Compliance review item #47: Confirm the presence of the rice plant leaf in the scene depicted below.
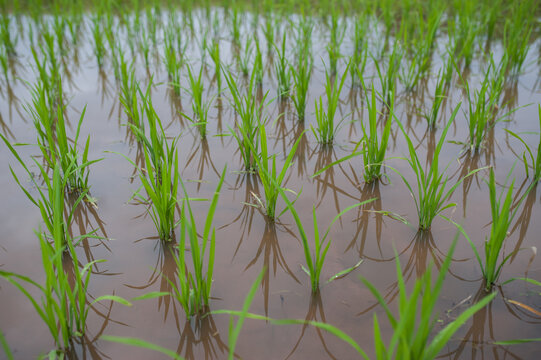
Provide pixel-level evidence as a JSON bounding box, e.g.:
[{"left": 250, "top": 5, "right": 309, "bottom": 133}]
[
  {"left": 132, "top": 292, "right": 171, "bottom": 301},
  {"left": 0, "top": 330, "right": 13, "bottom": 360},
  {"left": 327, "top": 259, "right": 364, "bottom": 283},
  {"left": 101, "top": 335, "right": 184, "bottom": 359},
  {"left": 494, "top": 338, "right": 541, "bottom": 345},
  {"left": 91, "top": 295, "right": 133, "bottom": 307}
]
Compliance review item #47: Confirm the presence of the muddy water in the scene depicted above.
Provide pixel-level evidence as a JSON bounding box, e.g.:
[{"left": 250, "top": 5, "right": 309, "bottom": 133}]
[{"left": 1, "top": 9, "right": 541, "bottom": 360}]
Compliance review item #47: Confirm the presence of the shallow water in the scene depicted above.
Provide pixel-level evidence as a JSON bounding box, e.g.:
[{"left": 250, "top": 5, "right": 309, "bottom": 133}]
[{"left": 1, "top": 8, "right": 541, "bottom": 360}]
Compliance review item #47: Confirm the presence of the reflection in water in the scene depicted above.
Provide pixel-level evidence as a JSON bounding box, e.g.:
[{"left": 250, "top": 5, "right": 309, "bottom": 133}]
[
  {"left": 184, "top": 137, "right": 221, "bottom": 190},
  {"left": 359, "top": 231, "right": 470, "bottom": 316},
  {"left": 509, "top": 181, "right": 537, "bottom": 264},
  {"left": 125, "top": 240, "right": 179, "bottom": 323},
  {"left": 62, "top": 253, "right": 127, "bottom": 360},
  {"left": 457, "top": 151, "right": 483, "bottom": 217},
  {"left": 244, "top": 221, "right": 300, "bottom": 317},
  {"left": 285, "top": 291, "right": 338, "bottom": 360},
  {"left": 175, "top": 314, "right": 228, "bottom": 360},
  {"left": 347, "top": 181, "right": 384, "bottom": 258},
  {"left": 222, "top": 173, "right": 259, "bottom": 259}
]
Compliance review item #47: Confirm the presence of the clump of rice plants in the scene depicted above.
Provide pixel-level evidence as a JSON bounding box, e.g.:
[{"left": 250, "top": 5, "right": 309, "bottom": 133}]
[
  {"left": 396, "top": 104, "right": 483, "bottom": 230},
  {"left": 291, "top": 57, "right": 312, "bottom": 121},
  {"left": 225, "top": 70, "right": 266, "bottom": 171},
  {"left": 274, "top": 32, "right": 291, "bottom": 98},
  {"left": 458, "top": 169, "right": 531, "bottom": 290},
  {"left": 360, "top": 84, "right": 393, "bottom": 183},
  {"left": 312, "top": 67, "right": 348, "bottom": 145},
  {"left": 124, "top": 84, "right": 180, "bottom": 241},
  {"left": 0, "top": 165, "right": 130, "bottom": 355},
  {"left": 362, "top": 237, "right": 496, "bottom": 359},
  {"left": 169, "top": 167, "right": 226, "bottom": 318},
  {"left": 182, "top": 65, "right": 213, "bottom": 139}
]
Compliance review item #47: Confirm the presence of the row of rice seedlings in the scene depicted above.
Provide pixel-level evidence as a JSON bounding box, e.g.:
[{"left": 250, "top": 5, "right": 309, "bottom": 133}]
[
  {"left": 125, "top": 84, "right": 180, "bottom": 241},
  {"left": 225, "top": 70, "right": 266, "bottom": 171},
  {"left": 502, "top": 0, "right": 536, "bottom": 75},
  {"left": 169, "top": 168, "right": 226, "bottom": 318},
  {"left": 312, "top": 68, "right": 348, "bottom": 145},
  {"left": 396, "top": 104, "right": 483, "bottom": 230},
  {"left": 0, "top": 164, "right": 130, "bottom": 355}
]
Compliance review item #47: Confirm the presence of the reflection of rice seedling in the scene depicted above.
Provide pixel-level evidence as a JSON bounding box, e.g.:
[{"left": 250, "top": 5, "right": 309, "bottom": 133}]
[
  {"left": 505, "top": 105, "right": 541, "bottom": 182},
  {"left": 170, "top": 168, "right": 226, "bottom": 318},
  {"left": 312, "top": 67, "right": 347, "bottom": 145},
  {"left": 396, "top": 104, "right": 483, "bottom": 230}
]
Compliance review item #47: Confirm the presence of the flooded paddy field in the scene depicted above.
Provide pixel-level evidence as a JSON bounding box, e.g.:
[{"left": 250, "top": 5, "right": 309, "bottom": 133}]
[{"left": 0, "top": 1, "right": 541, "bottom": 359}]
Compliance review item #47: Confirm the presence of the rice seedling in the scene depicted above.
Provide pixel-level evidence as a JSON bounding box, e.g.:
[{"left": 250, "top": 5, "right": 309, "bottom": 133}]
[
  {"left": 395, "top": 103, "right": 484, "bottom": 230},
  {"left": 163, "top": 27, "right": 183, "bottom": 93},
  {"left": 375, "top": 41, "right": 401, "bottom": 105},
  {"left": 502, "top": 0, "right": 535, "bottom": 75},
  {"left": 423, "top": 69, "right": 446, "bottom": 129},
  {"left": 124, "top": 84, "right": 180, "bottom": 241},
  {"left": 0, "top": 13, "right": 16, "bottom": 56},
  {"left": 118, "top": 60, "right": 143, "bottom": 136},
  {"left": 244, "top": 125, "right": 303, "bottom": 220},
  {"left": 350, "top": 18, "right": 368, "bottom": 86},
  {"left": 169, "top": 167, "right": 226, "bottom": 318},
  {"left": 216, "top": 237, "right": 494, "bottom": 360},
  {"left": 359, "top": 84, "right": 393, "bottom": 183},
  {"left": 312, "top": 67, "right": 348, "bottom": 145},
  {"left": 457, "top": 169, "right": 530, "bottom": 290},
  {"left": 182, "top": 65, "right": 213, "bottom": 139},
  {"left": 462, "top": 69, "right": 503, "bottom": 152},
  {"left": 91, "top": 16, "right": 105, "bottom": 67},
  {"left": 291, "top": 57, "right": 312, "bottom": 121},
  {"left": 27, "top": 79, "right": 98, "bottom": 193},
  {"left": 225, "top": 70, "right": 266, "bottom": 171},
  {"left": 230, "top": 6, "right": 241, "bottom": 47},
  {"left": 505, "top": 105, "right": 541, "bottom": 182},
  {"left": 253, "top": 35, "right": 263, "bottom": 85},
  {"left": 237, "top": 36, "right": 252, "bottom": 77},
  {"left": 0, "top": 190, "right": 130, "bottom": 354},
  {"left": 326, "top": 10, "right": 345, "bottom": 76},
  {"left": 274, "top": 32, "right": 291, "bottom": 98},
  {"left": 363, "top": 237, "right": 496, "bottom": 359},
  {"left": 257, "top": 163, "right": 374, "bottom": 291},
  {"left": 208, "top": 37, "right": 222, "bottom": 89}
]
